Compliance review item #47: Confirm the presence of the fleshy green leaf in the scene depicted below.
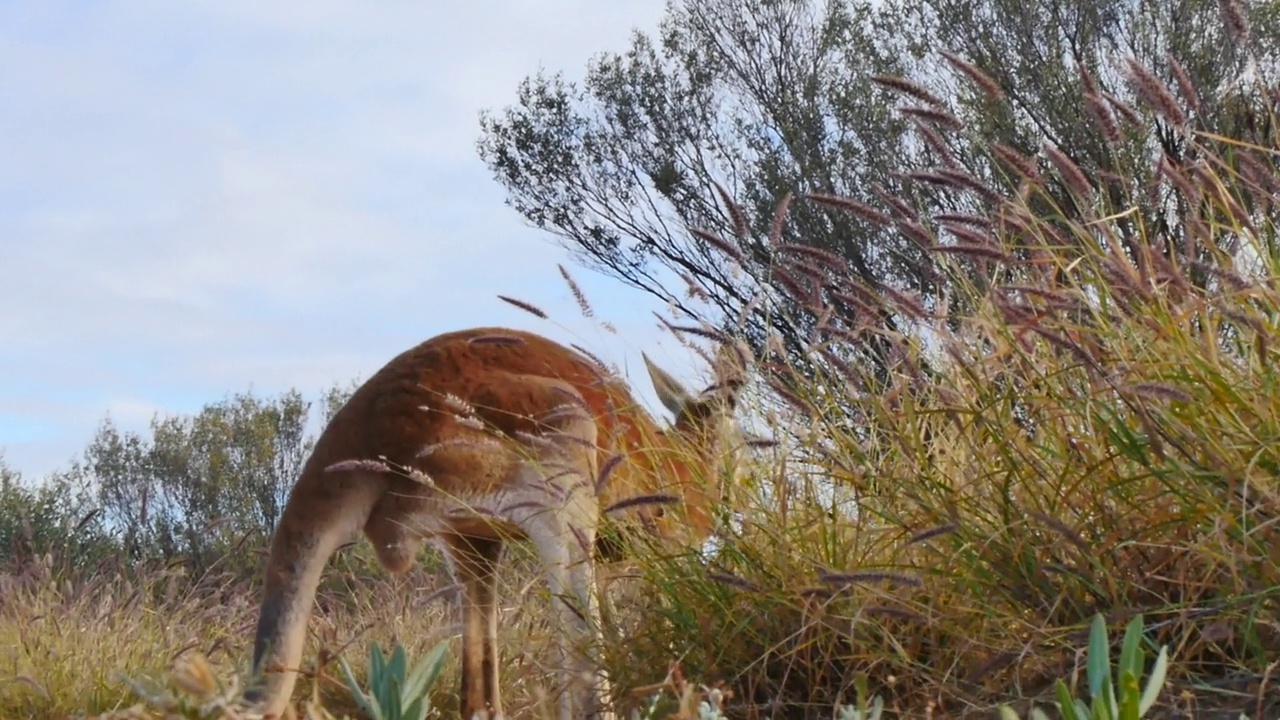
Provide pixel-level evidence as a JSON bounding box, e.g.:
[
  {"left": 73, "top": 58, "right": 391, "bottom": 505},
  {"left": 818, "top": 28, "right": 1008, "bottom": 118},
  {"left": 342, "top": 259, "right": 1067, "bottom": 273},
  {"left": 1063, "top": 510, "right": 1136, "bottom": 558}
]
[
  {"left": 1087, "top": 613, "right": 1112, "bottom": 701},
  {"left": 405, "top": 639, "right": 451, "bottom": 704},
  {"left": 1119, "top": 669, "right": 1141, "bottom": 720},
  {"left": 867, "top": 694, "right": 884, "bottom": 720},
  {"left": 1139, "top": 645, "right": 1170, "bottom": 715},
  {"left": 339, "top": 656, "right": 379, "bottom": 720},
  {"left": 389, "top": 643, "right": 408, "bottom": 684},
  {"left": 1118, "top": 615, "right": 1145, "bottom": 688},
  {"left": 370, "top": 641, "right": 385, "bottom": 683},
  {"left": 1054, "top": 679, "right": 1081, "bottom": 720},
  {"left": 402, "top": 696, "right": 426, "bottom": 720},
  {"left": 1096, "top": 674, "right": 1116, "bottom": 720}
]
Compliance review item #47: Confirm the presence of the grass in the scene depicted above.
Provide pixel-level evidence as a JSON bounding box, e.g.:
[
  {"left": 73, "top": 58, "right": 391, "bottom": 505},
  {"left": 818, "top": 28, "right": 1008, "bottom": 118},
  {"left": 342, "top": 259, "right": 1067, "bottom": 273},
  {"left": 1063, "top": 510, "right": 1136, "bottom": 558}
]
[
  {"left": 3, "top": 40, "right": 1280, "bottom": 720},
  {"left": 594, "top": 55, "right": 1280, "bottom": 716},
  {"left": 1, "top": 547, "right": 595, "bottom": 719}
]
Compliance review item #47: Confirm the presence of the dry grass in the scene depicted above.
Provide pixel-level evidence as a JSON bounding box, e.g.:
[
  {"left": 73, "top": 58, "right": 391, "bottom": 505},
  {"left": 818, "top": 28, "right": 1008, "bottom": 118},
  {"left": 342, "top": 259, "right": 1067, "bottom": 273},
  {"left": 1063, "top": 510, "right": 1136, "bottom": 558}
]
[{"left": 0, "top": 546, "right": 595, "bottom": 719}]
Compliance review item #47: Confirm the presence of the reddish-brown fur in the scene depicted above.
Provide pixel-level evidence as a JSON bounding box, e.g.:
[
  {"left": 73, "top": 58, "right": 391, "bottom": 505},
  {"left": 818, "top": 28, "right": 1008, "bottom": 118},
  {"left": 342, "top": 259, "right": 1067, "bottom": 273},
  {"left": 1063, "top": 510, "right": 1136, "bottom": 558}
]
[{"left": 244, "top": 327, "right": 746, "bottom": 720}]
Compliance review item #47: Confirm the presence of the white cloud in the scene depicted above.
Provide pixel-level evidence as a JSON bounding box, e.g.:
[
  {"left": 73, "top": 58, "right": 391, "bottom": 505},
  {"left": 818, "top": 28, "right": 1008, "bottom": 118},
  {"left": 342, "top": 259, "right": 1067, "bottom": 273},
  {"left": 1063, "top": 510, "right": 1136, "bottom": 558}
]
[{"left": 0, "top": 0, "right": 718, "bottom": 478}]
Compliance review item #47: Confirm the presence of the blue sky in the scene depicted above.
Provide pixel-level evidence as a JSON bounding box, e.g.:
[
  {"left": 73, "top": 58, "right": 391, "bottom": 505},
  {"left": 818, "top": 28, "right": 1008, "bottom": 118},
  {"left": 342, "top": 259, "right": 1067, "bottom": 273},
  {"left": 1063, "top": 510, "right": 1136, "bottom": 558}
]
[{"left": 0, "top": 0, "right": 710, "bottom": 478}]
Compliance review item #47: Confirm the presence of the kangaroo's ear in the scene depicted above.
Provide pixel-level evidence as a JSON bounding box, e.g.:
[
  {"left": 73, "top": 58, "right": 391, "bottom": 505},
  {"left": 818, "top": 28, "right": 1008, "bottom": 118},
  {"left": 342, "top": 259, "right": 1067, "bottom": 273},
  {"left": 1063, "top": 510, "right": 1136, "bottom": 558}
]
[
  {"left": 643, "top": 352, "right": 692, "bottom": 416},
  {"left": 710, "top": 339, "right": 751, "bottom": 408}
]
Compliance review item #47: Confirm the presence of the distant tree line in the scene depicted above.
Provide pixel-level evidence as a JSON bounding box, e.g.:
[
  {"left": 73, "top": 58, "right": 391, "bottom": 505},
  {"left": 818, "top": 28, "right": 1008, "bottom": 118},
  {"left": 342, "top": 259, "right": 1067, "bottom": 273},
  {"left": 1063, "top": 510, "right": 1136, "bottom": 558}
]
[{"left": 0, "top": 385, "right": 353, "bottom": 577}]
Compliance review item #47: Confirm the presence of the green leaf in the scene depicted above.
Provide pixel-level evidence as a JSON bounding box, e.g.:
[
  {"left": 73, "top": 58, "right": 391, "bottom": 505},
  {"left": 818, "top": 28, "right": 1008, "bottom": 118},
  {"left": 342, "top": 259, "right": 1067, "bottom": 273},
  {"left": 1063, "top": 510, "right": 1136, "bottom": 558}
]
[
  {"left": 868, "top": 694, "right": 884, "bottom": 720},
  {"left": 1118, "top": 615, "right": 1145, "bottom": 689},
  {"left": 1118, "top": 669, "right": 1141, "bottom": 720},
  {"left": 1087, "top": 613, "right": 1112, "bottom": 701},
  {"left": 1096, "top": 674, "right": 1117, "bottom": 720},
  {"left": 370, "top": 642, "right": 386, "bottom": 686},
  {"left": 1092, "top": 691, "right": 1114, "bottom": 720},
  {"left": 404, "top": 639, "right": 451, "bottom": 704},
  {"left": 402, "top": 695, "right": 426, "bottom": 720},
  {"left": 338, "top": 656, "right": 379, "bottom": 720},
  {"left": 855, "top": 673, "right": 869, "bottom": 711},
  {"left": 998, "top": 706, "right": 1020, "bottom": 720},
  {"left": 1054, "top": 679, "right": 1081, "bottom": 720},
  {"left": 399, "top": 674, "right": 414, "bottom": 719},
  {"left": 1139, "top": 645, "right": 1170, "bottom": 715},
  {"left": 389, "top": 643, "right": 408, "bottom": 684},
  {"left": 370, "top": 643, "right": 396, "bottom": 720}
]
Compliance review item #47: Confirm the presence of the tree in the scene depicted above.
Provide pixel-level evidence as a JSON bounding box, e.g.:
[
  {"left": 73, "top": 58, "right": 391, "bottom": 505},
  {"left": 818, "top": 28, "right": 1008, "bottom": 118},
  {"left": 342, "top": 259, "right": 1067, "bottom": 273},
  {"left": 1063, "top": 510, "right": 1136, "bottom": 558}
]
[
  {"left": 82, "top": 388, "right": 349, "bottom": 571},
  {"left": 478, "top": 0, "right": 934, "bottom": 371},
  {"left": 0, "top": 456, "right": 109, "bottom": 567},
  {"left": 889, "top": 0, "right": 1279, "bottom": 268},
  {"left": 478, "top": 0, "right": 1278, "bottom": 370}
]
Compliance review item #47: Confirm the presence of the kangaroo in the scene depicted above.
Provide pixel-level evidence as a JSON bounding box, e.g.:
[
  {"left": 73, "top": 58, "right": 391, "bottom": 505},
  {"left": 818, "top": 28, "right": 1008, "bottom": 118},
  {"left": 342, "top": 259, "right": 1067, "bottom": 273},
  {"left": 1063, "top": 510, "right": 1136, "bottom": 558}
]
[{"left": 244, "top": 326, "right": 748, "bottom": 720}]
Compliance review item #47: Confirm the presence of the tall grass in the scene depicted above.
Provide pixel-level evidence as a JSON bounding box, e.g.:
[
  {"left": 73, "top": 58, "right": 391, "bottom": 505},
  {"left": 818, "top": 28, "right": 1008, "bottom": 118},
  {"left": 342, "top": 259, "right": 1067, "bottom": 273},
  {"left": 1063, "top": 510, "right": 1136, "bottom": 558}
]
[
  {"left": 0, "top": 546, "right": 565, "bottom": 719},
  {"left": 597, "top": 52, "right": 1280, "bottom": 719}
]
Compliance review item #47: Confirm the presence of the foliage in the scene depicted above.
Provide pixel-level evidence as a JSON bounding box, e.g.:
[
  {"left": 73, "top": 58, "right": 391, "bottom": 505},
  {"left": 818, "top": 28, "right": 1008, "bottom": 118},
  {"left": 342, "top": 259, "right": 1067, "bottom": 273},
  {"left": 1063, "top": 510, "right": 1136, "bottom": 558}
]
[
  {"left": 338, "top": 640, "right": 450, "bottom": 720},
  {"left": 0, "top": 386, "right": 356, "bottom": 575},
  {"left": 478, "top": 0, "right": 925, "bottom": 368},
  {"left": 0, "top": 457, "right": 112, "bottom": 567},
  {"left": 85, "top": 389, "right": 316, "bottom": 570}
]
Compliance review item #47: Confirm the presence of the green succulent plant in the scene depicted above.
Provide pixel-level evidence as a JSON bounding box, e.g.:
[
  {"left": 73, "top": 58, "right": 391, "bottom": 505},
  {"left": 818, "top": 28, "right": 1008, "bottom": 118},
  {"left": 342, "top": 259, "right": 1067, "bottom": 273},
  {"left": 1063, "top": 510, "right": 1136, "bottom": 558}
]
[
  {"left": 338, "top": 639, "right": 450, "bottom": 720},
  {"left": 1001, "top": 613, "right": 1170, "bottom": 720}
]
